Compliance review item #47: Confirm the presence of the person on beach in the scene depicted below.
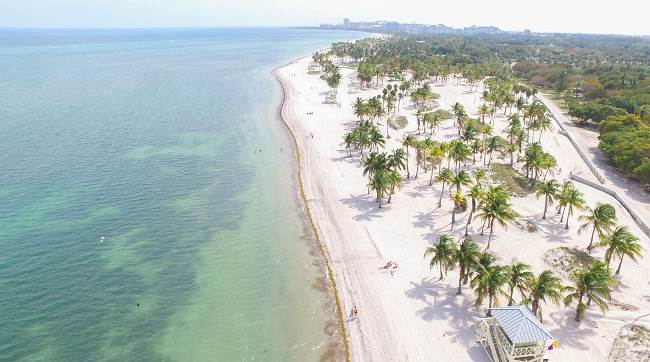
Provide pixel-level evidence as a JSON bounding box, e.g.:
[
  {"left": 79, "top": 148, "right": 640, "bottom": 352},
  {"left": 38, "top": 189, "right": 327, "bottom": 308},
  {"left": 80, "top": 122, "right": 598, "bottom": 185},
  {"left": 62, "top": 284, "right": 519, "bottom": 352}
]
[
  {"left": 379, "top": 261, "right": 392, "bottom": 270},
  {"left": 390, "top": 263, "right": 399, "bottom": 276},
  {"left": 350, "top": 306, "right": 358, "bottom": 319}
]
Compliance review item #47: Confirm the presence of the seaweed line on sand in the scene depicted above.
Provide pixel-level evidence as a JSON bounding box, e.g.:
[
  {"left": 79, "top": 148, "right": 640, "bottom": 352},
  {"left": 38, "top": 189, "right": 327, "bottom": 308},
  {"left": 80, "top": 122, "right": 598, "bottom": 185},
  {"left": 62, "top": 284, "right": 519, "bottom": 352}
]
[{"left": 272, "top": 61, "right": 351, "bottom": 362}]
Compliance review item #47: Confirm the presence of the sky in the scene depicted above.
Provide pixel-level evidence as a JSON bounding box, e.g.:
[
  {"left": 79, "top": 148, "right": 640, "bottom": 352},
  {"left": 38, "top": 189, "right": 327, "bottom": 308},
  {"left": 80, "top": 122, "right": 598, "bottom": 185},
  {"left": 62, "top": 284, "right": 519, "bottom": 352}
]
[{"left": 1, "top": 0, "right": 648, "bottom": 35}]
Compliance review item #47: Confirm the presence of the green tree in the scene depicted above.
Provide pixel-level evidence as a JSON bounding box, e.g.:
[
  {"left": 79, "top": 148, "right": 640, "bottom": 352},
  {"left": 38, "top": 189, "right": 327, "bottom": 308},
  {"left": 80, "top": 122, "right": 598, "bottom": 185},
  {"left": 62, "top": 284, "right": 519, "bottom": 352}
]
[
  {"left": 564, "top": 261, "right": 615, "bottom": 322},
  {"left": 368, "top": 171, "right": 391, "bottom": 208},
  {"left": 477, "top": 186, "right": 518, "bottom": 249},
  {"left": 597, "top": 226, "right": 642, "bottom": 275},
  {"left": 524, "top": 270, "right": 564, "bottom": 322},
  {"left": 562, "top": 188, "right": 586, "bottom": 229},
  {"left": 424, "top": 234, "right": 457, "bottom": 280},
  {"left": 454, "top": 237, "right": 481, "bottom": 294},
  {"left": 435, "top": 168, "right": 454, "bottom": 208},
  {"left": 471, "top": 263, "right": 508, "bottom": 315},
  {"left": 450, "top": 191, "right": 467, "bottom": 230},
  {"left": 506, "top": 262, "right": 533, "bottom": 306},
  {"left": 465, "top": 184, "right": 484, "bottom": 236},
  {"left": 578, "top": 203, "right": 617, "bottom": 253},
  {"left": 400, "top": 134, "right": 416, "bottom": 178},
  {"left": 534, "top": 179, "right": 560, "bottom": 219}
]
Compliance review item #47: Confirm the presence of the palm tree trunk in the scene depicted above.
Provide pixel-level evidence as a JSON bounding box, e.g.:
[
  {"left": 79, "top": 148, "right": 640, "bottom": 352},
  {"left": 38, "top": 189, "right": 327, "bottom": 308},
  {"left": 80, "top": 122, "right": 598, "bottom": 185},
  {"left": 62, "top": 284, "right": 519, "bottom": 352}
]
[
  {"left": 508, "top": 287, "right": 514, "bottom": 306},
  {"left": 542, "top": 196, "right": 549, "bottom": 219},
  {"left": 405, "top": 147, "right": 410, "bottom": 178},
  {"left": 465, "top": 210, "right": 473, "bottom": 236},
  {"left": 615, "top": 254, "right": 624, "bottom": 275},
  {"left": 438, "top": 182, "right": 445, "bottom": 208},
  {"left": 587, "top": 227, "right": 596, "bottom": 253},
  {"left": 487, "top": 218, "right": 494, "bottom": 249},
  {"left": 487, "top": 293, "right": 493, "bottom": 315},
  {"left": 450, "top": 208, "right": 456, "bottom": 230},
  {"left": 565, "top": 207, "right": 571, "bottom": 229},
  {"left": 429, "top": 163, "right": 434, "bottom": 186},
  {"left": 439, "top": 264, "right": 443, "bottom": 280},
  {"left": 575, "top": 294, "right": 584, "bottom": 322},
  {"left": 415, "top": 158, "right": 420, "bottom": 178},
  {"left": 457, "top": 266, "right": 464, "bottom": 294}
]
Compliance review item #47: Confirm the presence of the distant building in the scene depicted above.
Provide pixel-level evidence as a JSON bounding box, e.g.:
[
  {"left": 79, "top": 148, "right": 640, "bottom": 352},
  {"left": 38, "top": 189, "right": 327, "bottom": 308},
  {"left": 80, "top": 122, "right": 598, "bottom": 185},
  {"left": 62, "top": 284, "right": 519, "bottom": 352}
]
[{"left": 320, "top": 18, "right": 503, "bottom": 36}]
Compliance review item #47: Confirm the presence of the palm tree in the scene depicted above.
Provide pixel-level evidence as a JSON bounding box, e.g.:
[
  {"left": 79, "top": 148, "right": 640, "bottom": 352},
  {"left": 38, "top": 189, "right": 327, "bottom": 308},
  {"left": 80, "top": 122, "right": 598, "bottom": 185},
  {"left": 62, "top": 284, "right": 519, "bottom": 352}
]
[
  {"left": 424, "top": 234, "right": 457, "bottom": 280},
  {"left": 413, "top": 140, "right": 426, "bottom": 178},
  {"left": 427, "top": 144, "right": 444, "bottom": 186},
  {"left": 435, "top": 168, "right": 454, "bottom": 208},
  {"left": 465, "top": 184, "right": 484, "bottom": 236},
  {"left": 564, "top": 261, "right": 614, "bottom": 322},
  {"left": 534, "top": 179, "right": 560, "bottom": 219},
  {"left": 474, "top": 169, "right": 486, "bottom": 189},
  {"left": 448, "top": 140, "right": 471, "bottom": 171},
  {"left": 368, "top": 171, "right": 390, "bottom": 208},
  {"left": 388, "top": 148, "right": 407, "bottom": 172},
  {"left": 454, "top": 237, "right": 481, "bottom": 294},
  {"left": 556, "top": 180, "right": 574, "bottom": 217},
  {"left": 341, "top": 132, "right": 355, "bottom": 157},
  {"left": 506, "top": 262, "right": 533, "bottom": 306},
  {"left": 478, "top": 103, "right": 490, "bottom": 123},
  {"left": 597, "top": 226, "right": 642, "bottom": 275},
  {"left": 477, "top": 186, "right": 518, "bottom": 249},
  {"left": 578, "top": 203, "right": 617, "bottom": 253},
  {"left": 353, "top": 97, "right": 367, "bottom": 122},
  {"left": 363, "top": 152, "right": 388, "bottom": 194},
  {"left": 485, "top": 136, "right": 506, "bottom": 166},
  {"left": 368, "top": 127, "right": 385, "bottom": 151},
  {"left": 536, "top": 117, "right": 553, "bottom": 142},
  {"left": 471, "top": 263, "right": 508, "bottom": 315},
  {"left": 525, "top": 270, "right": 564, "bottom": 322},
  {"left": 451, "top": 170, "right": 472, "bottom": 194},
  {"left": 386, "top": 169, "right": 403, "bottom": 204},
  {"left": 563, "top": 188, "right": 586, "bottom": 229},
  {"left": 400, "top": 134, "right": 416, "bottom": 178},
  {"left": 450, "top": 191, "right": 467, "bottom": 230}
]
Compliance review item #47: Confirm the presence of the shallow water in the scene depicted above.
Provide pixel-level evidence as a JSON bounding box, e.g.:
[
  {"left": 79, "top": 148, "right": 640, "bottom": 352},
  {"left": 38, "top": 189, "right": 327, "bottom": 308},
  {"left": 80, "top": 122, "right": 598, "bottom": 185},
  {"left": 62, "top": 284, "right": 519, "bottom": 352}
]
[{"left": 0, "top": 27, "right": 363, "bottom": 361}]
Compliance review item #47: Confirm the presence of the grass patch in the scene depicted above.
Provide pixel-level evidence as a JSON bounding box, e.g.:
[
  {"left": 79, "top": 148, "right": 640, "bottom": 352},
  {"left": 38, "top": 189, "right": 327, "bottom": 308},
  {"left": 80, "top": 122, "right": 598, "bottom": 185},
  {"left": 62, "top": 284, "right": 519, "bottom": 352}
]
[
  {"left": 489, "top": 164, "right": 534, "bottom": 196},
  {"left": 609, "top": 325, "right": 650, "bottom": 362},
  {"left": 388, "top": 116, "right": 408, "bottom": 130},
  {"left": 543, "top": 246, "right": 598, "bottom": 277}
]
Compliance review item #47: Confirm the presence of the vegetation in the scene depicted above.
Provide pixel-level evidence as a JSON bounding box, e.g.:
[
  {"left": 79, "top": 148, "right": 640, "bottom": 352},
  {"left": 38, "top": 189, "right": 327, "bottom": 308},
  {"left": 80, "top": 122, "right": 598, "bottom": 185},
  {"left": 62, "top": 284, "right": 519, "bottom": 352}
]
[
  {"left": 564, "top": 261, "right": 615, "bottom": 322},
  {"left": 327, "top": 34, "right": 646, "bottom": 328}
]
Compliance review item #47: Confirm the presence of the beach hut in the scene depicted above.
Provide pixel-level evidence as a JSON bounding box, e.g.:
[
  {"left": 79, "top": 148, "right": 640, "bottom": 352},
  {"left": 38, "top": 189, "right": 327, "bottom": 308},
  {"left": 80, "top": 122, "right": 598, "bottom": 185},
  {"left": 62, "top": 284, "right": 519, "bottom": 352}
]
[{"left": 477, "top": 305, "right": 554, "bottom": 362}]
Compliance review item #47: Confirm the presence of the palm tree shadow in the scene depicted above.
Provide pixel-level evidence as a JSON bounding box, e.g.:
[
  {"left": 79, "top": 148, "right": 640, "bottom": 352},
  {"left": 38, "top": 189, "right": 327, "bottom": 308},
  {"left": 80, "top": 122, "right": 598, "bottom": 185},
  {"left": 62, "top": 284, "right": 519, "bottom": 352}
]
[
  {"left": 332, "top": 149, "right": 361, "bottom": 163},
  {"left": 547, "top": 310, "right": 598, "bottom": 351},
  {"left": 405, "top": 277, "right": 442, "bottom": 300},
  {"left": 534, "top": 219, "right": 573, "bottom": 243},
  {"left": 413, "top": 209, "right": 436, "bottom": 229},
  {"left": 406, "top": 278, "right": 481, "bottom": 345},
  {"left": 340, "top": 193, "right": 386, "bottom": 221}
]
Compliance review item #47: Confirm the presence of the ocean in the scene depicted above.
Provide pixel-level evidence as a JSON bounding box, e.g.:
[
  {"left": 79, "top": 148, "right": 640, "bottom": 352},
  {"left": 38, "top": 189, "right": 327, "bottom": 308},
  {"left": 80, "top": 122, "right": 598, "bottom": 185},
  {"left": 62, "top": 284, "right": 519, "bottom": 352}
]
[{"left": 0, "top": 27, "right": 363, "bottom": 361}]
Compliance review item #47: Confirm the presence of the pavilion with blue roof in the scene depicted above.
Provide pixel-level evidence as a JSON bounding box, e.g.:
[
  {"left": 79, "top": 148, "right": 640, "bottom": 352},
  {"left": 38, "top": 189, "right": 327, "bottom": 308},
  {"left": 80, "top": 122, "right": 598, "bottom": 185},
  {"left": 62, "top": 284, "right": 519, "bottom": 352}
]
[{"left": 477, "top": 305, "right": 555, "bottom": 362}]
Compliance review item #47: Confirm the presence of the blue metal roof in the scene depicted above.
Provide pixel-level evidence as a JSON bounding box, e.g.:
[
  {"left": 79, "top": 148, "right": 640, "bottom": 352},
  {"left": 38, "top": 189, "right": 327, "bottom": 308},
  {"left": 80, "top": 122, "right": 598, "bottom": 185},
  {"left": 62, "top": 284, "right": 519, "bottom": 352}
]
[{"left": 490, "top": 305, "right": 554, "bottom": 344}]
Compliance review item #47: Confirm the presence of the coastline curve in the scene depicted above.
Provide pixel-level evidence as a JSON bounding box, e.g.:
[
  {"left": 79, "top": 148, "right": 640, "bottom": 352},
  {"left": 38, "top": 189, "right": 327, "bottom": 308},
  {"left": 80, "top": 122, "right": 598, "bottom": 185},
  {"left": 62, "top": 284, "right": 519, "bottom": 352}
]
[{"left": 271, "top": 60, "right": 351, "bottom": 362}]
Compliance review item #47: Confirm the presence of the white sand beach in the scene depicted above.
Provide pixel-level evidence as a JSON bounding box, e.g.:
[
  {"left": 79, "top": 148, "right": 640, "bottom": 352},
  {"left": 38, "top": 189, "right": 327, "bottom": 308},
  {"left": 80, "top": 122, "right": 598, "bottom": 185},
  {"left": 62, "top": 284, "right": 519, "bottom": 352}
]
[{"left": 274, "top": 56, "right": 650, "bottom": 361}]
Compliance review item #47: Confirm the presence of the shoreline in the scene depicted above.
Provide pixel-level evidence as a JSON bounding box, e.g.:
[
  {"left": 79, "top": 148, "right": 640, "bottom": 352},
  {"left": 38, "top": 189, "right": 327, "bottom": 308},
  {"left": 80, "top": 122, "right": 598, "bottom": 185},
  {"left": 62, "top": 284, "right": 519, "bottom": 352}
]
[{"left": 271, "top": 60, "right": 351, "bottom": 362}]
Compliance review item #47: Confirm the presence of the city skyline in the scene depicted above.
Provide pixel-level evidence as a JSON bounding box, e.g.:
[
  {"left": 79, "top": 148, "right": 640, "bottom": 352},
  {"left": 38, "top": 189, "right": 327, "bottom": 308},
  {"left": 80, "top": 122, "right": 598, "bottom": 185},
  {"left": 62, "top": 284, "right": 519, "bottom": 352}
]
[{"left": 1, "top": 0, "right": 649, "bottom": 36}]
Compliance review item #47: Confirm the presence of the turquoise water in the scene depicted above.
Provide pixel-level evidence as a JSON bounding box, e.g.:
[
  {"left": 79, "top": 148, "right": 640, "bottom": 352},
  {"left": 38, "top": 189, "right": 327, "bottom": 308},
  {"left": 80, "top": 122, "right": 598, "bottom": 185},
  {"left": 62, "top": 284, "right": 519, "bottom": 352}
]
[{"left": 0, "top": 28, "right": 362, "bottom": 361}]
